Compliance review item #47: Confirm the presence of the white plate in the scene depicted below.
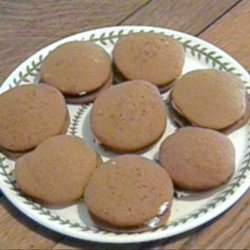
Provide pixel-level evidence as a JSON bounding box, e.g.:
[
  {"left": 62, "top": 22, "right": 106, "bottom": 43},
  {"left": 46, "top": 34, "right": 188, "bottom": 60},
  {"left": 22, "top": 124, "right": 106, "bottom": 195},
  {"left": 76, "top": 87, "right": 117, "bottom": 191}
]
[{"left": 0, "top": 26, "right": 250, "bottom": 244}]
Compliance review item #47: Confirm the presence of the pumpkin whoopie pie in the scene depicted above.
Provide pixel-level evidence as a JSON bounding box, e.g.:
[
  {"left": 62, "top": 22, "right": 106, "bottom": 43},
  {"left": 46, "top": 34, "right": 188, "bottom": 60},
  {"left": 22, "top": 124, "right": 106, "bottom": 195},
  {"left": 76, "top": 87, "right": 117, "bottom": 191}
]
[
  {"left": 159, "top": 127, "right": 235, "bottom": 191},
  {"left": 40, "top": 41, "right": 112, "bottom": 104},
  {"left": 84, "top": 155, "right": 173, "bottom": 229},
  {"left": 91, "top": 80, "right": 167, "bottom": 152},
  {"left": 113, "top": 33, "right": 184, "bottom": 92},
  {"left": 0, "top": 84, "right": 69, "bottom": 157},
  {"left": 15, "top": 135, "right": 98, "bottom": 206},
  {"left": 171, "top": 69, "right": 247, "bottom": 131}
]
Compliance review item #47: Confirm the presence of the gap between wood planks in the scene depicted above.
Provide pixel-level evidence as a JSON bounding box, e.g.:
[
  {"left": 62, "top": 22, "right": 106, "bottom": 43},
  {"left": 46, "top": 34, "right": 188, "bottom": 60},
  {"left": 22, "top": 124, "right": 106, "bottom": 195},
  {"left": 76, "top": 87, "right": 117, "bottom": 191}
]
[{"left": 196, "top": 0, "right": 242, "bottom": 36}]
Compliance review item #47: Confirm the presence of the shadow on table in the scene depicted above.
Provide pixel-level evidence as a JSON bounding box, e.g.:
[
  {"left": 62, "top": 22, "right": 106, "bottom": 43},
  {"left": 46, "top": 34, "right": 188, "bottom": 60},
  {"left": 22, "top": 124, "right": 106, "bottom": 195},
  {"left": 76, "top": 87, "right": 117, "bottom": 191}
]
[
  {"left": 0, "top": 196, "right": 63, "bottom": 244},
  {"left": 57, "top": 226, "right": 202, "bottom": 250}
]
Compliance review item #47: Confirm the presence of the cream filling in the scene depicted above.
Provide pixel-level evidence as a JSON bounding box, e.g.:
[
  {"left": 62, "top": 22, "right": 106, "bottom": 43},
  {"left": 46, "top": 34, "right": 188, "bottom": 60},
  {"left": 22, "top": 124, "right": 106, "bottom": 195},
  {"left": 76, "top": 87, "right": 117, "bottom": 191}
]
[
  {"left": 71, "top": 71, "right": 113, "bottom": 97},
  {"left": 78, "top": 91, "right": 87, "bottom": 96},
  {"left": 146, "top": 201, "right": 170, "bottom": 229}
]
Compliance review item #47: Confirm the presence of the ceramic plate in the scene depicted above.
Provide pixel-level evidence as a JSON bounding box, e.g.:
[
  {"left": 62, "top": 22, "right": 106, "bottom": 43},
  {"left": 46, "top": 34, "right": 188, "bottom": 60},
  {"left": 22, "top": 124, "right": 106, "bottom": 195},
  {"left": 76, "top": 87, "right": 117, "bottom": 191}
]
[{"left": 0, "top": 26, "right": 250, "bottom": 244}]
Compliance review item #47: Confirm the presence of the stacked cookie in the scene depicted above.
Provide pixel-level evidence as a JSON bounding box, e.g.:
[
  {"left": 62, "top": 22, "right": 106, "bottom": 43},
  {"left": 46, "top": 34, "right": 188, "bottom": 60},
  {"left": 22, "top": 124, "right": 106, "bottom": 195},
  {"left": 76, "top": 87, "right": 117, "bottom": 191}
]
[
  {"left": 170, "top": 69, "right": 248, "bottom": 134},
  {"left": 113, "top": 33, "right": 185, "bottom": 92},
  {"left": 85, "top": 155, "right": 173, "bottom": 230},
  {"left": 1, "top": 31, "right": 248, "bottom": 233},
  {"left": 91, "top": 80, "right": 167, "bottom": 152},
  {"left": 15, "top": 135, "right": 98, "bottom": 205},
  {"left": 159, "top": 127, "right": 235, "bottom": 191},
  {"left": 40, "top": 41, "right": 112, "bottom": 104},
  {"left": 0, "top": 84, "right": 69, "bottom": 158}
]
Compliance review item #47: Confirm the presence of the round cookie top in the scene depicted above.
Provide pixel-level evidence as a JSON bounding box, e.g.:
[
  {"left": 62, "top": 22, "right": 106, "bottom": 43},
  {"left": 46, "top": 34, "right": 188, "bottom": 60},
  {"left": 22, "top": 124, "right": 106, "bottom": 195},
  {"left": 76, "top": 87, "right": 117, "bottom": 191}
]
[
  {"left": 172, "top": 69, "right": 246, "bottom": 130},
  {"left": 0, "top": 84, "right": 68, "bottom": 152},
  {"left": 15, "top": 135, "right": 97, "bottom": 206},
  {"left": 159, "top": 127, "right": 235, "bottom": 191},
  {"left": 84, "top": 155, "right": 173, "bottom": 228},
  {"left": 91, "top": 80, "right": 167, "bottom": 152},
  {"left": 64, "top": 72, "right": 113, "bottom": 105},
  {"left": 40, "top": 41, "right": 111, "bottom": 95},
  {"left": 113, "top": 33, "right": 184, "bottom": 86}
]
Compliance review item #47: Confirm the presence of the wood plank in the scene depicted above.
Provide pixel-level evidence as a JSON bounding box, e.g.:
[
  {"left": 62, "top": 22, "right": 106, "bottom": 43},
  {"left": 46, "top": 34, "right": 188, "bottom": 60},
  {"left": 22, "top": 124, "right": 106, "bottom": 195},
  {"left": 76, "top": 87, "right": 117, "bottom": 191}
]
[
  {"left": 0, "top": 0, "right": 149, "bottom": 84},
  {"left": 123, "top": 0, "right": 239, "bottom": 35},
  {"left": 0, "top": 197, "right": 62, "bottom": 249},
  {"left": 200, "top": 0, "right": 250, "bottom": 71}
]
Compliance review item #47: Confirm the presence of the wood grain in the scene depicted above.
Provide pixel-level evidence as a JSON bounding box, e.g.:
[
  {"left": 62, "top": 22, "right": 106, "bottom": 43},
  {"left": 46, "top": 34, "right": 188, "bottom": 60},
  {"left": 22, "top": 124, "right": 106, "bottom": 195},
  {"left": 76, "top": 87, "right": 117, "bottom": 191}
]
[
  {"left": 123, "top": 0, "right": 239, "bottom": 35},
  {"left": 200, "top": 0, "right": 250, "bottom": 71},
  {"left": 0, "top": 197, "right": 62, "bottom": 249},
  {"left": 0, "top": 0, "right": 149, "bottom": 84},
  {"left": 0, "top": 0, "right": 249, "bottom": 249}
]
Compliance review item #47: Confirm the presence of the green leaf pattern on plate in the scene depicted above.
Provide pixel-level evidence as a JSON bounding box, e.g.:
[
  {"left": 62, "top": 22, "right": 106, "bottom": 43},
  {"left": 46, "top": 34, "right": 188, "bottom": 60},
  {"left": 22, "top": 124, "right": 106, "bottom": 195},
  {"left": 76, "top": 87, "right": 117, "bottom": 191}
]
[
  {"left": 69, "top": 105, "right": 89, "bottom": 136},
  {"left": 10, "top": 55, "right": 43, "bottom": 89}
]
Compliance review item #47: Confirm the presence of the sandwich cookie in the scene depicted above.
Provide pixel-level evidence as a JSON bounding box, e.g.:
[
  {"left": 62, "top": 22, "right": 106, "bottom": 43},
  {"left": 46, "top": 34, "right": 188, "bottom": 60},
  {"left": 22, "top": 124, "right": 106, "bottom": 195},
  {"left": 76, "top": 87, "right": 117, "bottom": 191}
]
[
  {"left": 15, "top": 135, "right": 98, "bottom": 206},
  {"left": 40, "top": 41, "right": 112, "bottom": 103},
  {"left": 0, "top": 110, "right": 70, "bottom": 159},
  {"left": 221, "top": 99, "right": 250, "bottom": 134},
  {"left": 171, "top": 69, "right": 247, "bottom": 130},
  {"left": 169, "top": 96, "right": 250, "bottom": 135},
  {"left": 159, "top": 127, "right": 235, "bottom": 191},
  {"left": 84, "top": 155, "right": 173, "bottom": 229},
  {"left": 64, "top": 73, "right": 113, "bottom": 104},
  {"left": 0, "top": 84, "right": 69, "bottom": 155},
  {"left": 91, "top": 80, "right": 167, "bottom": 152},
  {"left": 113, "top": 32, "right": 184, "bottom": 91}
]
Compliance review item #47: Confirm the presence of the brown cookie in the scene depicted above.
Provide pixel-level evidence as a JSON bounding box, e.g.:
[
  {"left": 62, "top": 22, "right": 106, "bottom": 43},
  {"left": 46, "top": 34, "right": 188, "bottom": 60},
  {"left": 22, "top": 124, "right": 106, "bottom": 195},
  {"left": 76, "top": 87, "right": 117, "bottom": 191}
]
[
  {"left": 84, "top": 155, "right": 173, "bottom": 228},
  {"left": 64, "top": 72, "right": 113, "bottom": 104},
  {"left": 91, "top": 80, "right": 167, "bottom": 152},
  {"left": 159, "top": 127, "right": 235, "bottom": 191},
  {"left": 113, "top": 62, "right": 175, "bottom": 94},
  {"left": 221, "top": 96, "right": 250, "bottom": 134},
  {"left": 171, "top": 70, "right": 246, "bottom": 130},
  {"left": 15, "top": 135, "right": 98, "bottom": 206},
  {"left": 0, "top": 109, "right": 70, "bottom": 159},
  {"left": 89, "top": 202, "right": 172, "bottom": 233},
  {"left": 40, "top": 41, "right": 112, "bottom": 95},
  {"left": 113, "top": 33, "right": 184, "bottom": 89},
  {"left": 169, "top": 94, "right": 250, "bottom": 134},
  {"left": 168, "top": 98, "right": 190, "bottom": 128},
  {"left": 0, "top": 84, "right": 69, "bottom": 152},
  {"left": 175, "top": 103, "right": 250, "bottom": 135}
]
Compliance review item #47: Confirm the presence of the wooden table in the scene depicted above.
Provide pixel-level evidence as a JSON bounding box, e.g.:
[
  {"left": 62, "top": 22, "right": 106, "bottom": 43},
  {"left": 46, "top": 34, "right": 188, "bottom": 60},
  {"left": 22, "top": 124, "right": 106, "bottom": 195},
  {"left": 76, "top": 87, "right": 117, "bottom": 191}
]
[{"left": 0, "top": 0, "right": 249, "bottom": 249}]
